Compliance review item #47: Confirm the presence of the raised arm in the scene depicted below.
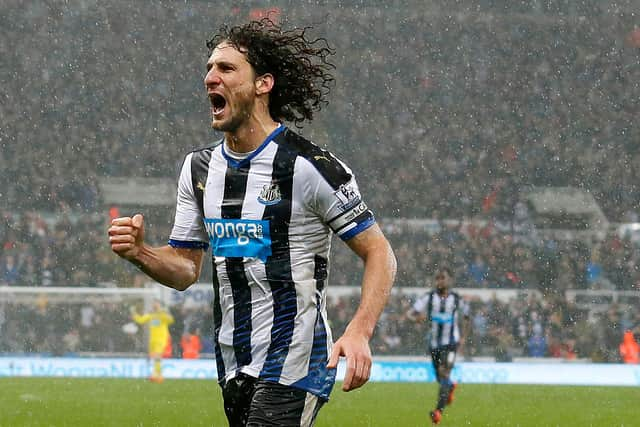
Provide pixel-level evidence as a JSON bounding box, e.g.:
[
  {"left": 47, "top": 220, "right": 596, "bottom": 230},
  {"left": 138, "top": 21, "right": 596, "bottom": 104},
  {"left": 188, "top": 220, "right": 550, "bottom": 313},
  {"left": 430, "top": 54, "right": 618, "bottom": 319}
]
[
  {"left": 327, "top": 223, "right": 397, "bottom": 391},
  {"left": 108, "top": 214, "right": 205, "bottom": 290}
]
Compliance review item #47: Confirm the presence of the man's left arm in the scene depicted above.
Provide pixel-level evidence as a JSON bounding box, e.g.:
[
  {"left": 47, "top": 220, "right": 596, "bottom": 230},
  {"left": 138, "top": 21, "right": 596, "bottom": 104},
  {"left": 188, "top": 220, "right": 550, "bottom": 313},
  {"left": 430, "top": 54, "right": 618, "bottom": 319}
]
[{"left": 327, "top": 223, "right": 397, "bottom": 391}]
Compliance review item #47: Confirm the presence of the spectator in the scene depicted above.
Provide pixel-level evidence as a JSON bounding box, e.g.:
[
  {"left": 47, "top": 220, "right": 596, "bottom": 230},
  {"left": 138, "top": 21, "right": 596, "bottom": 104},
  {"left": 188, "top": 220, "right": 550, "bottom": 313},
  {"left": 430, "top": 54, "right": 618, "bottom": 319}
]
[
  {"left": 619, "top": 330, "right": 640, "bottom": 364},
  {"left": 1, "top": 254, "right": 20, "bottom": 286},
  {"left": 180, "top": 328, "right": 203, "bottom": 359},
  {"left": 527, "top": 325, "right": 547, "bottom": 358}
]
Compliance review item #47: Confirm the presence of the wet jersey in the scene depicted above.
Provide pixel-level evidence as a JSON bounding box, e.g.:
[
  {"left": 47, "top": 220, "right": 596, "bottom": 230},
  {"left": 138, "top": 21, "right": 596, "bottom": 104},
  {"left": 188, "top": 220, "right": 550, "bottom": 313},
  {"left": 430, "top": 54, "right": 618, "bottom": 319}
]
[
  {"left": 413, "top": 290, "right": 468, "bottom": 349},
  {"left": 168, "top": 125, "right": 375, "bottom": 399}
]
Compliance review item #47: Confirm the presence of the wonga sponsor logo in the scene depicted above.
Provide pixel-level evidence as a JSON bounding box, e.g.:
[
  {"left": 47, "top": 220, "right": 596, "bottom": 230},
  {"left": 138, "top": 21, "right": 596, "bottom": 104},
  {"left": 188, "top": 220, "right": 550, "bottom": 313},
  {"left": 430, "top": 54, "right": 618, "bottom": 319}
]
[
  {"left": 431, "top": 312, "right": 454, "bottom": 324},
  {"left": 370, "top": 362, "right": 433, "bottom": 382},
  {"left": 204, "top": 218, "right": 272, "bottom": 261},
  {"left": 453, "top": 365, "right": 509, "bottom": 383}
]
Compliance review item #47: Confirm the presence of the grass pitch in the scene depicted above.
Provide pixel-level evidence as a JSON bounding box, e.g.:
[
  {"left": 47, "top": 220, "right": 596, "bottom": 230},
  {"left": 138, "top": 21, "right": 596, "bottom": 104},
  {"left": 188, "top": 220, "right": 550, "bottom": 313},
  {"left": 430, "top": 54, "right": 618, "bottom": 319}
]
[{"left": 0, "top": 378, "right": 638, "bottom": 426}]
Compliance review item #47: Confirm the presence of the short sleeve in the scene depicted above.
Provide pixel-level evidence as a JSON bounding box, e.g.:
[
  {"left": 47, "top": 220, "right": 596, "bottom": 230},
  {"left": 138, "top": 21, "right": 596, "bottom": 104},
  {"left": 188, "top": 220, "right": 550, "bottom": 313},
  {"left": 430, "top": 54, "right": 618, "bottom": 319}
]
[
  {"left": 413, "top": 293, "right": 430, "bottom": 313},
  {"left": 460, "top": 299, "right": 471, "bottom": 318},
  {"left": 168, "top": 153, "right": 209, "bottom": 250},
  {"left": 314, "top": 159, "right": 376, "bottom": 241}
]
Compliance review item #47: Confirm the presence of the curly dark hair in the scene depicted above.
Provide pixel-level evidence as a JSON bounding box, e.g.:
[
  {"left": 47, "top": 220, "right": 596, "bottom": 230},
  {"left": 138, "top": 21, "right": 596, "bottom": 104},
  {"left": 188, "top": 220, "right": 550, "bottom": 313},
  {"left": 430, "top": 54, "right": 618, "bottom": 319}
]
[{"left": 206, "top": 19, "right": 336, "bottom": 127}]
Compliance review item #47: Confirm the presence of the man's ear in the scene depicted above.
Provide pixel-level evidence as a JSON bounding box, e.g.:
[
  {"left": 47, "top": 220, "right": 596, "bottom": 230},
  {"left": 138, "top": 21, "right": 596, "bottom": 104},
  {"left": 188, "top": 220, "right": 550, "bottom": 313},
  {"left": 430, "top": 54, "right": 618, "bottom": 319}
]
[{"left": 255, "top": 73, "right": 274, "bottom": 95}]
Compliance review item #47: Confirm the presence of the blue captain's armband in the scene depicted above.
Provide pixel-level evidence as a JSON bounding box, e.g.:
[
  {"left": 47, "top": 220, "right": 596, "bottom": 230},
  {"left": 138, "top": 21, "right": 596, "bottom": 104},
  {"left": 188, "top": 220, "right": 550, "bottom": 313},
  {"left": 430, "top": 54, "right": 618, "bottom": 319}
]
[{"left": 338, "top": 215, "right": 376, "bottom": 241}]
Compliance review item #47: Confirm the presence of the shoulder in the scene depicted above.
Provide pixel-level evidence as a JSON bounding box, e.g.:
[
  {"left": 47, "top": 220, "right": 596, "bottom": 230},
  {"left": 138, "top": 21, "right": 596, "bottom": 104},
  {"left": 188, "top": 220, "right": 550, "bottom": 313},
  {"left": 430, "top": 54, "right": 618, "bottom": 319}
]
[
  {"left": 185, "top": 139, "right": 223, "bottom": 179},
  {"left": 274, "top": 128, "right": 352, "bottom": 189},
  {"left": 419, "top": 290, "right": 435, "bottom": 304},
  {"left": 188, "top": 140, "right": 222, "bottom": 163},
  {"left": 417, "top": 290, "right": 432, "bottom": 301},
  {"left": 189, "top": 139, "right": 223, "bottom": 155}
]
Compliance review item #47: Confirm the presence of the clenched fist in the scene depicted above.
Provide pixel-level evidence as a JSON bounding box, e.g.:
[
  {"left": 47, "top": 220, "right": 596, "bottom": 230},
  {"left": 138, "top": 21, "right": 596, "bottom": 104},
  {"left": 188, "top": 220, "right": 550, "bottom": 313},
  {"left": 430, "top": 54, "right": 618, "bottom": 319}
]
[{"left": 108, "top": 213, "right": 145, "bottom": 261}]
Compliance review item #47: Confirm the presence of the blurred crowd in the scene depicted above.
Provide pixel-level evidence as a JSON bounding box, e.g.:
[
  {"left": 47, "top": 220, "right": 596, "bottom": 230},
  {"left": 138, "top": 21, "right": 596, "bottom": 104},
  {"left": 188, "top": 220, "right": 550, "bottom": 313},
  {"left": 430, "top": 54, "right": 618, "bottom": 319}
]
[
  {"left": 2, "top": 2, "right": 639, "bottom": 220},
  {"left": 332, "top": 290, "right": 640, "bottom": 363},
  {"left": 2, "top": 1, "right": 640, "bottom": 360},
  {"left": 332, "top": 217, "right": 640, "bottom": 291},
  {"left": 0, "top": 298, "right": 215, "bottom": 358},
  {"left": 0, "top": 209, "right": 164, "bottom": 287},
  {"left": 330, "top": 9, "right": 640, "bottom": 223},
  {"left": 4, "top": 210, "right": 640, "bottom": 292},
  {"left": 1, "top": 289, "right": 638, "bottom": 363}
]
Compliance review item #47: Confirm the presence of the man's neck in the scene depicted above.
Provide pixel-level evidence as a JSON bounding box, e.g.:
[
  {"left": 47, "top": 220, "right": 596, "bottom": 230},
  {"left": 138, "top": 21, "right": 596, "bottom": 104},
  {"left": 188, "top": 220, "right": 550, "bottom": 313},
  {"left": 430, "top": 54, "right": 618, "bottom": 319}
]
[
  {"left": 437, "top": 288, "right": 449, "bottom": 297},
  {"left": 224, "top": 117, "right": 280, "bottom": 153}
]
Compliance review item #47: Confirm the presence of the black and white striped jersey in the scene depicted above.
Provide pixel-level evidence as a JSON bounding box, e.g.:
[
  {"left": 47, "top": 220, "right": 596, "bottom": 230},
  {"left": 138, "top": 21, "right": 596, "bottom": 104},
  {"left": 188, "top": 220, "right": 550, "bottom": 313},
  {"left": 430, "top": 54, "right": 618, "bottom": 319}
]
[
  {"left": 168, "top": 125, "right": 375, "bottom": 399},
  {"left": 413, "top": 290, "right": 469, "bottom": 349}
]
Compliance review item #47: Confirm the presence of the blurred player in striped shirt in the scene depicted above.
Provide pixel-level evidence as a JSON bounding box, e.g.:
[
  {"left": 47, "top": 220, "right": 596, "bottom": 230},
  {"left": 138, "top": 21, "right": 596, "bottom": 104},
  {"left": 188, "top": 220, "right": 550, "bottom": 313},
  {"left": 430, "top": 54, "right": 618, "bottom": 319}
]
[{"left": 409, "top": 267, "right": 470, "bottom": 424}]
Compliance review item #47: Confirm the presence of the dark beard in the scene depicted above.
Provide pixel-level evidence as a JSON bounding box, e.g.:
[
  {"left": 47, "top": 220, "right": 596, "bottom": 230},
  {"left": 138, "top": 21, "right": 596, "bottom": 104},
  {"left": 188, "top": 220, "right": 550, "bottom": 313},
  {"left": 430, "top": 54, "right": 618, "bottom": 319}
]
[
  {"left": 211, "top": 115, "right": 244, "bottom": 133},
  {"left": 211, "top": 90, "right": 254, "bottom": 132}
]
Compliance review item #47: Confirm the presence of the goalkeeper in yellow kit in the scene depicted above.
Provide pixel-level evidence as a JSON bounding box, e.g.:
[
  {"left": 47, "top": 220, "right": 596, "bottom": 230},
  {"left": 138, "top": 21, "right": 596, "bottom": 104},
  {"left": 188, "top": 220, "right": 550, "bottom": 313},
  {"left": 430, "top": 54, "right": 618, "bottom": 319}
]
[{"left": 132, "top": 300, "right": 174, "bottom": 383}]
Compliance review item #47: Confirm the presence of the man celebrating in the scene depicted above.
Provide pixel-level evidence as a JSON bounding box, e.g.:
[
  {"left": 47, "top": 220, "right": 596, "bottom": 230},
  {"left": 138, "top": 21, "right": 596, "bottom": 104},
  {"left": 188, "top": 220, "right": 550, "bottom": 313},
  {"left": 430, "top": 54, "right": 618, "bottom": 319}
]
[
  {"left": 108, "top": 20, "right": 396, "bottom": 426},
  {"left": 409, "top": 267, "right": 470, "bottom": 425}
]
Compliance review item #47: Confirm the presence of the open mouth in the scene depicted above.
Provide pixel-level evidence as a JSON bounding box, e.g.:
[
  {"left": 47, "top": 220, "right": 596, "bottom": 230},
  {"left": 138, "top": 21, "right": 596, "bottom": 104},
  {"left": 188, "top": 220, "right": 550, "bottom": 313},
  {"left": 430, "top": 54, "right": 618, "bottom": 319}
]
[{"left": 210, "top": 93, "right": 227, "bottom": 116}]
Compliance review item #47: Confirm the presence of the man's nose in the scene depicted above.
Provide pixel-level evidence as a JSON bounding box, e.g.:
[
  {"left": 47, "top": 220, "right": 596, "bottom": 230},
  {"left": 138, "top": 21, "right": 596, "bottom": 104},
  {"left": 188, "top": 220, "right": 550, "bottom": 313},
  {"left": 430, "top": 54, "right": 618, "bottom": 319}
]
[{"left": 205, "top": 70, "right": 221, "bottom": 87}]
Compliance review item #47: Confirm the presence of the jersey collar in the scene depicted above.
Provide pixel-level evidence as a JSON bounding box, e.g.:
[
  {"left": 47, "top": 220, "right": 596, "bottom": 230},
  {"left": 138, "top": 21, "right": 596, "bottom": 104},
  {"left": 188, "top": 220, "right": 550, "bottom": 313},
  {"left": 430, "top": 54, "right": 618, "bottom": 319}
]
[{"left": 222, "top": 124, "right": 285, "bottom": 169}]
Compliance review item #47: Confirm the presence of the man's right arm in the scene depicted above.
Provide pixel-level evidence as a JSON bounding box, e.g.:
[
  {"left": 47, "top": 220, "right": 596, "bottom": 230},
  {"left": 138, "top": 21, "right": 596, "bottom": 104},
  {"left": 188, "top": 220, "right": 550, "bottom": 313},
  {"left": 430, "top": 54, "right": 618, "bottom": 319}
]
[
  {"left": 407, "top": 308, "right": 426, "bottom": 323},
  {"left": 408, "top": 293, "right": 428, "bottom": 323},
  {"left": 108, "top": 214, "right": 204, "bottom": 291},
  {"left": 132, "top": 312, "right": 151, "bottom": 324}
]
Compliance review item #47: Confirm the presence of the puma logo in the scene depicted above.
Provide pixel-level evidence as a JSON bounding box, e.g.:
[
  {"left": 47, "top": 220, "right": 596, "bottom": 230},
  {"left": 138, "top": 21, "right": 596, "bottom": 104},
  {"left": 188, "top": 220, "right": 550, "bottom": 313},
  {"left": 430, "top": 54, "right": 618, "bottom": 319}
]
[{"left": 197, "top": 182, "right": 205, "bottom": 191}]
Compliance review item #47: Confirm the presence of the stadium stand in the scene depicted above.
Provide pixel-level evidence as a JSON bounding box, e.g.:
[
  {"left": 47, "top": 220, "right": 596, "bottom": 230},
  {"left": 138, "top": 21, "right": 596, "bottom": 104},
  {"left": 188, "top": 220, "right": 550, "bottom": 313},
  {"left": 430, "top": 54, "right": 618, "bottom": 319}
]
[{"left": 1, "top": 1, "right": 639, "bottom": 361}]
